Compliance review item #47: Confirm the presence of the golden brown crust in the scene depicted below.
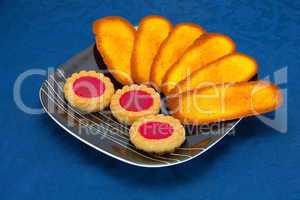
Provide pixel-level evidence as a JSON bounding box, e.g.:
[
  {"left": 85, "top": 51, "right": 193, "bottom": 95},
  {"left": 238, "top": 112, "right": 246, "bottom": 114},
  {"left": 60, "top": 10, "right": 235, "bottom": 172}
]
[
  {"left": 129, "top": 114, "right": 185, "bottom": 154},
  {"left": 150, "top": 23, "right": 205, "bottom": 90},
  {"left": 93, "top": 16, "right": 135, "bottom": 85},
  {"left": 162, "top": 33, "right": 236, "bottom": 95},
  {"left": 131, "top": 16, "right": 172, "bottom": 84},
  {"left": 168, "top": 53, "right": 258, "bottom": 95},
  {"left": 167, "top": 81, "right": 283, "bottom": 124},
  {"left": 110, "top": 84, "right": 161, "bottom": 125},
  {"left": 64, "top": 71, "right": 115, "bottom": 113}
]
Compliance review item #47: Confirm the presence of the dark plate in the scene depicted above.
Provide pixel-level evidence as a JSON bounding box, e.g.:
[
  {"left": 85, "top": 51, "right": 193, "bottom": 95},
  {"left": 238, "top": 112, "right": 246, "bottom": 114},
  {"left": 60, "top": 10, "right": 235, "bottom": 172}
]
[{"left": 39, "top": 45, "right": 241, "bottom": 168}]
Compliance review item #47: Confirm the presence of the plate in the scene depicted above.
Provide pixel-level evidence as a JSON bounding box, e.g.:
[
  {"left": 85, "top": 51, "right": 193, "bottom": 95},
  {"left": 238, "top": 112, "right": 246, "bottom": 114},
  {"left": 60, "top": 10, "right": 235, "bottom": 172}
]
[{"left": 39, "top": 45, "right": 241, "bottom": 168}]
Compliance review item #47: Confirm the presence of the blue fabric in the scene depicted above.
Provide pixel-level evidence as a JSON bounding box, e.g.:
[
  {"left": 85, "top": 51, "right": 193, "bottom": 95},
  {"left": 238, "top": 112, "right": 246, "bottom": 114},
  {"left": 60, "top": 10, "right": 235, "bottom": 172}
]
[{"left": 0, "top": 0, "right": 299, "bottom": 199}]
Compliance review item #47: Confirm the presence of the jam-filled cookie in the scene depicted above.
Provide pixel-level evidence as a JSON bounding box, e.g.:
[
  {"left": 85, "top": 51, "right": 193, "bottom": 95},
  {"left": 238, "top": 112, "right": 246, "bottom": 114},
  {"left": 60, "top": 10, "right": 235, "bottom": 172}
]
[
  {"left": 129, "top": 115, "right": 186, "bottom": 154},
  {"left": 110, "top": 84, "right": 160, "bottom": 124},
  {"left": 64, "top": 71, "right": 114, "bottom": 113}
]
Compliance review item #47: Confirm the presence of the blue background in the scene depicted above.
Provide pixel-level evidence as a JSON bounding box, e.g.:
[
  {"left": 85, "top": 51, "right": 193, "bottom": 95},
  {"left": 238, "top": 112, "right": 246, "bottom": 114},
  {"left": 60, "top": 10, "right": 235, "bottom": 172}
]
[{"left": 1, "top": 0, "right": 299, "bottom": 199}]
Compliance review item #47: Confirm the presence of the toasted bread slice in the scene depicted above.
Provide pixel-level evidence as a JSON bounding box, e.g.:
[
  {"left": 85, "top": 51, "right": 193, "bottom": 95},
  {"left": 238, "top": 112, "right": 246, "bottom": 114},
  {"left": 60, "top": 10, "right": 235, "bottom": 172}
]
[
  {"left": 93, "top": 16, "right": 135, "bottom": 85},
  {"left": 169, "top": 53, "right": 257, "bottom": 95},
  {"left": 162, "top": 33, "right": 236, "bottom": 94},
  {"left": 167, "top": 81, "right": 282, "bottom": 124},
  {"left": 131, "top": 16, "right": 172, "bottom": 84},
  {"left": 150, "top": 23, "right": 205, "bottom": 90}
]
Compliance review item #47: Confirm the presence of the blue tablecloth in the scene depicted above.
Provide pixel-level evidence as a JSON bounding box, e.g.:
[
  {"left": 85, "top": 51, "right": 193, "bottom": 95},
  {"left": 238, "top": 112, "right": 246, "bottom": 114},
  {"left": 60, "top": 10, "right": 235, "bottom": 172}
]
[{"left": 1, "top": 0, "right": 299, "bottom": 199}]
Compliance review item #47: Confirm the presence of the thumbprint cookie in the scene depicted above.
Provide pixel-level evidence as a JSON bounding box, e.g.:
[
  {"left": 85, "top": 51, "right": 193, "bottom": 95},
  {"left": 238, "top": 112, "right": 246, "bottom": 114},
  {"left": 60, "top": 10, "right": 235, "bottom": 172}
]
[
  {"left": 64, "top": 71, "right": 114, "bottom": 113},
  {"left": 129, "top": 115, "right": 186, "bottom": 154},
  {"left": 110, "top": 84, "right": 160, "bottom": 124}
]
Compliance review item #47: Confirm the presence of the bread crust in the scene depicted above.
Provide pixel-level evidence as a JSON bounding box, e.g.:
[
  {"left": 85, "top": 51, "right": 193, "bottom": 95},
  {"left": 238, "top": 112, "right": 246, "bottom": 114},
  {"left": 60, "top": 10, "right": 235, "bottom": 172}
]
[
  {"left": 93, "top": 16, "right": 135, "bottom": 85},
  {"left": 150, "top": 23, "right": 205, "bottom": 90},
  {"left": 162, "top": 33, "right": 236, "bottom": 95},
  {"left": 131, "top": 16, "right": 172, "bottom": 84},
  {"left": 167, "top": 81, "right": 283, "bottom": 124},
  {"left": 169, "top": 53, "right": 258, "bottom": 95}
]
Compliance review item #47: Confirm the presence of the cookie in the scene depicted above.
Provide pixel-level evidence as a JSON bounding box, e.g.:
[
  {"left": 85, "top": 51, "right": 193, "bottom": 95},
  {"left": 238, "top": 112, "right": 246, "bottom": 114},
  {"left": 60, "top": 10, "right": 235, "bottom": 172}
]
[
  {"left": 93, "top": 16, "right": 135, "bottom": 85},
  {"left": 131, "top": 16, "right": 172, "bottom": 84},
  {"left": 169, "top": 53, "right": 257, "bottom": 95},
  {"left": 110, "top": 84, "right": 160, "bottom": 124},
  {"left": 150, "top": 23, "right": 205, "bottom": 90},
  {"left": 130, "top": 114, "right": 185, "bottom": 154},
  {"left": 167, "top": 81, "right": 283, "bottom": 124},
  {"left": 162, "top": 33, "right": 236, "bottom": 95},
  {"left": 64, "top": 71, "right": 114, "bottom": 113}
]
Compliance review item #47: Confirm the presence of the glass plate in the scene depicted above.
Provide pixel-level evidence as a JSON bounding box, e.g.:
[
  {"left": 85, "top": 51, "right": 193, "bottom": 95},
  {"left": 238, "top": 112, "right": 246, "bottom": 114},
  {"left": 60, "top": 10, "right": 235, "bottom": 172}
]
[{"left": 39, "top": 45, "right": 241, "bottom": 168}]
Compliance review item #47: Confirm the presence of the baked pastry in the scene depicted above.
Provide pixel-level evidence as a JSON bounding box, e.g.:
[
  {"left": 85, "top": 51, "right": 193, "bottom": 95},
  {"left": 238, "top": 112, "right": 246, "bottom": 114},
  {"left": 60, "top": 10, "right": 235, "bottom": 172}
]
[
  {"left": 131, "top": 16, "right": 172, "bottom": 84},
  {"left": 110, "top": 84, "right": 160, "bottom": 124},
  {"left": 150, "top": 23, "right": 205, "bottom": 90},
  {"left": 169, "top": 53, "right": 258, "bottom": 95},
  {"left": 162, "top": 33, "right": 236, "bottom": 95},
  {"left": 64, "top": 71, "right": 114, "bottom": 113},
  {"left": 93, "top": 16, "right": 135, "bottom": 85},
  {"left": 167, "top": 81, "right": 283, "bottom": 124},
  {"left": 130, "top": 114, "right": 185, "bottom": 154}
]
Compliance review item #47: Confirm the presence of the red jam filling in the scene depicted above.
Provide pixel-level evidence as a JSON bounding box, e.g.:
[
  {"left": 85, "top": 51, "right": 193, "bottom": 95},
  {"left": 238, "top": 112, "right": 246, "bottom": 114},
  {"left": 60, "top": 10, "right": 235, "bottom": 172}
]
[
  {"left": 138, "top": 121, "right": 173, "bottom": 140},
  {"left": 72, "top": 76, "right": 105, "bottom": 98},
  {"left": 119, "top": 90, "right": 153, "bottom": 112}
]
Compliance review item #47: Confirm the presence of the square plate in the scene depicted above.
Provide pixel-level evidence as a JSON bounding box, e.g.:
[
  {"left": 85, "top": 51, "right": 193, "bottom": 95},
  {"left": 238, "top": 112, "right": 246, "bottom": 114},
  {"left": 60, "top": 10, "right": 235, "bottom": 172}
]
[{"left": 40, "top": 45, "right": 241, "bottom": 168}]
